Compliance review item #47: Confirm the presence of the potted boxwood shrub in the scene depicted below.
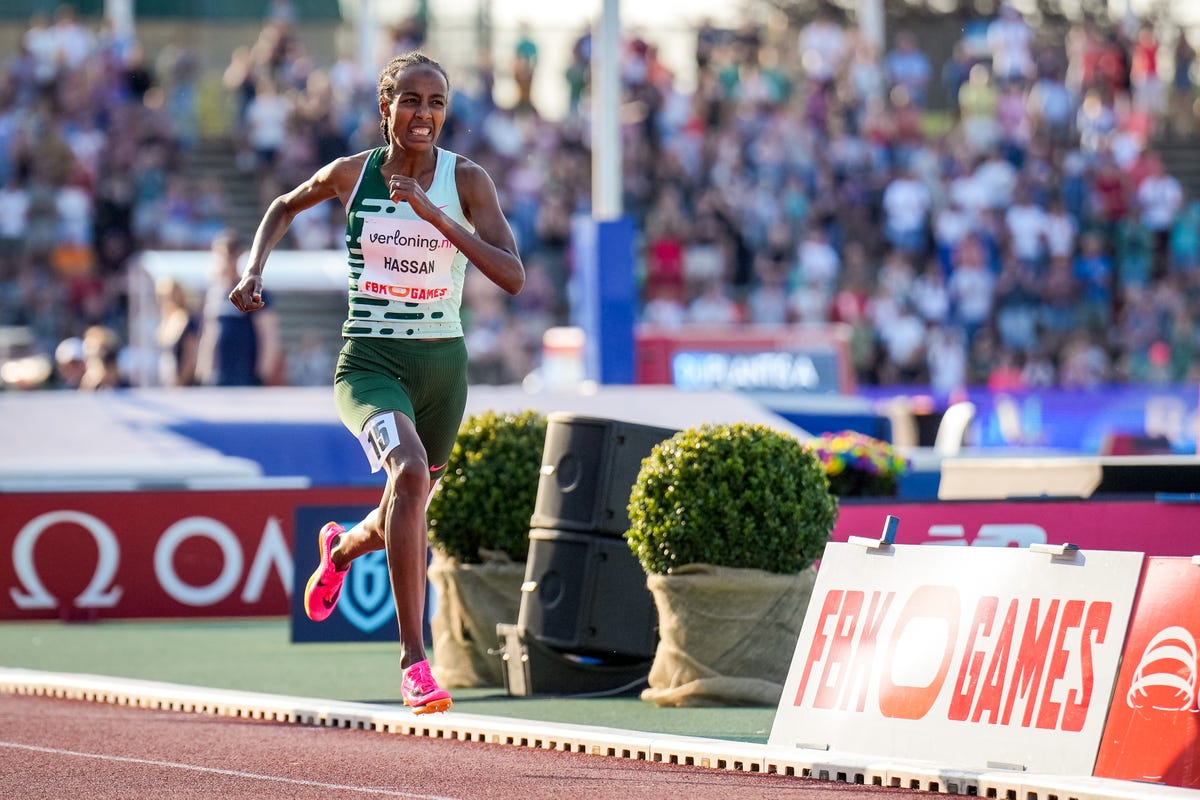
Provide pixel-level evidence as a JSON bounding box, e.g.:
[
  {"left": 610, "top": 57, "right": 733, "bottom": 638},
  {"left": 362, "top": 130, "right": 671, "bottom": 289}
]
[
  {"left": 426, "top": 409, "right": 548, "bottom": 688},
  {"left": 626, "top": 421, "right": 838, "bottom": 707}
]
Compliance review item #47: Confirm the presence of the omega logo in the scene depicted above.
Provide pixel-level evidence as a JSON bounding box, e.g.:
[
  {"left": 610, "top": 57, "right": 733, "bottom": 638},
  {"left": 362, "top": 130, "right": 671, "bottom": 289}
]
[{"left": 9, "top": 510, "right": 292, "bottom": 611}]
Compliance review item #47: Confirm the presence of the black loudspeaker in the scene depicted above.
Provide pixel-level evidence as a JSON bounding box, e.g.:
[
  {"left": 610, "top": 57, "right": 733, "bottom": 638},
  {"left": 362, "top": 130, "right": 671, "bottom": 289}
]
[
  {"left": 517, "top": 528, "right": 658, "bottom": 660},
  {"left": 496, "top": 623, "right": 650, "bottom": 697},
  {"left": 530, "top": 413, "right": 678, "bottom": 535}
]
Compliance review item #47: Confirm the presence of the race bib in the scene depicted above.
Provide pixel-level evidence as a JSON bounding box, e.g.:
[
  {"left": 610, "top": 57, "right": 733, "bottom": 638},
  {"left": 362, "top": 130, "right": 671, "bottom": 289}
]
[{"left": 359, "top": 216, "right": 457, "bottom": 304}]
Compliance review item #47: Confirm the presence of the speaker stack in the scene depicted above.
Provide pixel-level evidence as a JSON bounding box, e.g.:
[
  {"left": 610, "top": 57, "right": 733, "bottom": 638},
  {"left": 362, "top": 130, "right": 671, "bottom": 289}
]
[{"left": 497, "top": 413, "right": 678, "bottom": 696}]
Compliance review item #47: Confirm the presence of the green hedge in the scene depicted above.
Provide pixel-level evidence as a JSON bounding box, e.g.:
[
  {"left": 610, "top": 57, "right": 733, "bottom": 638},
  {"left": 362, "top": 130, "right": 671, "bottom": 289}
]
[
  {"left": 426, "top": 409, "right": 547, "bottom": 564},
  {"left": 626, "top": 422, "right": 838, "bottom": 575}
]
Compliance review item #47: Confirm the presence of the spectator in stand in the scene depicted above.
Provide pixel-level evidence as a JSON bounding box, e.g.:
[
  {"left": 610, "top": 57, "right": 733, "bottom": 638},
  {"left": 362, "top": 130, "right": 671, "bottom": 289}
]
[
  {"left": 641, "top": 284, "right": 687, "bottom": 328},
  {"left": 794, "top": 223, "right": 840, "bottom": 294},
  {"left": 53, "top": 335, "right": 86, "bottom": 389},
  {"left": 642, "top": 185, "right": 690, "bottom": 300},
  {"left": 987, "top": 348, "right": 1027, "bottom": 392},
  {"left": 911, "top": 258, "right": 951, "bottom": 326},
  {"left": 941, "top": 42, "right": 974, "bottom": 117},
  {"left": 244, "top": 74, "right": 292, "bottom": 204},
  {"left": 989, "top": 5, "right": 1035, "bottom": 81},
  {"left": 1058, "top": 330, "right": 1111, "bottom": 388},
  {"left": 0, "top": 177, "right": 30, "bottom": 274},
  {"left": 196, "top": 228, "right": 281, "bottom": 386},
  {"left": 947, "top": 234, "right": 995, "bottom": 345},
  {"left": 687, "top": 277, "right": 741, "bottom": 325},
  {"left": 933, "top": 189, "right": 973, "bottom": 270},
  {"left": 960, "top": 64, "right": 998, "bottom": 155},
  {"left": 745, "top": 253, "right": 790, "bottom": 325},
  {"left": 926, "top": 323, "right": 968, "bottom": 400},
  {"left": 154, "top": 277, "right": 200, "bottom": 387},
  {"left": 993, "top": 257, "right": 1042, "bottom": 353},
  {"left": 885, "top": 30, "right": 933, "bottom": 109},
  {"left": 1095, "top": 28, "right": 1132, "bottom": 103},
  {"left": 973, "top": 147, "right": 1018, "bottom": 211},
  {"left": 1170, "top": 29, "right": 1196, "bottom": 137},
  {"left": 796, "top": 6, "right": 848, "bottom": 87},
  {"left": 847, "top": 32, "right": 887, "bottom": 126},
  {"left": 875, "top": 299, "right": 927, "bottom": 384},
  {"left": 1170, "top": 199, "right": 1200, "bottom": 275},
  {"left": 1076, "top": 86, "right": 1119, "bottom": 155},
  {"left": 1028, "top": 64, "right": 1075, "bottom": 146},
  {"left": 1130, "top": 23, "right": 1165, "bottom": 121},
  {"left": 1088, "top": 152, "right": 1130, "bottom": 242},
  {"left": 1134, "top": 152, "right": 1185, "bottom": 280},
  {"left": 1004, "top": 182, "right": 1049, "bottom": 270},
  {"left": 79, "top": 324, "right": 129, "bottom": 390},
  {"left": 1043, "top": 193, "right": 1079, "bottom": 263},
  {"left": 1039, "top": 254, "right": 1083, "bottom": 344},
  {"left": 1113, "top": 284, "right": 1166, "bottom": 382},
  {"left": 995, "top": 78, "right": 1032, "bottom": 166},
  {"left": 882, "top": 164, "right": 932, "bottom": 257}
]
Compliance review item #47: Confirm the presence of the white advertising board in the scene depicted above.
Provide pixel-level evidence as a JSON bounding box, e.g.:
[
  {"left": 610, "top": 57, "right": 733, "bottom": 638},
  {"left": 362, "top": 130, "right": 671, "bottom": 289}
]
[{"left": 770, "top": 543, "right": 1144, "bottom": 775}]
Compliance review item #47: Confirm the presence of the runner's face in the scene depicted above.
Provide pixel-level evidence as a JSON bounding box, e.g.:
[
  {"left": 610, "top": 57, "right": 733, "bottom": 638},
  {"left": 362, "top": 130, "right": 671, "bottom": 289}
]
[{"left": 383, "top": 65, "right": 448, "bottom": 150}]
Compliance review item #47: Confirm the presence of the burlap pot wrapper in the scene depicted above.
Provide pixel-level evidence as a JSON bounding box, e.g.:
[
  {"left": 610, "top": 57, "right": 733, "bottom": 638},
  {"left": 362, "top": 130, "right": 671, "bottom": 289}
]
[{"left": 641, "top": 563, "right": 817, "bottom": 707}]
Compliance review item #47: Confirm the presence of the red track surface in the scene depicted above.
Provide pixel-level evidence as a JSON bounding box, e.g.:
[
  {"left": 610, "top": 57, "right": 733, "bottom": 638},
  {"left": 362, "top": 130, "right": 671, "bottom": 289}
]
[{"left": 0, "top": 694, "right": 928, "bottom": 800}]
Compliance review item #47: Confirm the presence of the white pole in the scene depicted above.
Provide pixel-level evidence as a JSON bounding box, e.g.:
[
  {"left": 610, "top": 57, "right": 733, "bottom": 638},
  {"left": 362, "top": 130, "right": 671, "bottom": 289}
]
[
  {"left": 858, "top": 0, "right": 885, "bottom": 55},
  {"left": 593, "top": 0, "right": 622, "bottom": 221},
  {"left": 104, "top": 0, "right": 135, "bottom": 44},
  {"left": 358, "top": 0, "right": 377, "bottom": 79}
]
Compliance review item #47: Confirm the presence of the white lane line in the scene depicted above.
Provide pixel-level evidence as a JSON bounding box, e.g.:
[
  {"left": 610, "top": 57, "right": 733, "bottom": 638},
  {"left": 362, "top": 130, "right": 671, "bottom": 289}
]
[{"left": 0, "top": 740, "right": 458, "bottom": 799}]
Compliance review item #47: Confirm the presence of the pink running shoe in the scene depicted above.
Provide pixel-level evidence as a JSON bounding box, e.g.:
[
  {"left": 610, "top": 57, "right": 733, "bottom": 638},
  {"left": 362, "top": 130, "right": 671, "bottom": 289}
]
[
  {"left": 402, "top": 660, "right": 453, "bottom": 714},
  {"left": 303, "top": 522, "right": 346, "bottom": 622}
]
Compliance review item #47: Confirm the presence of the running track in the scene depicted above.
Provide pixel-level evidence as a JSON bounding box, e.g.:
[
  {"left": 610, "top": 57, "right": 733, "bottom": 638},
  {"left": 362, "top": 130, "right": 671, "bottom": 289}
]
[{"left": 0, "top": 693, "right": 926, "bottom": 800}]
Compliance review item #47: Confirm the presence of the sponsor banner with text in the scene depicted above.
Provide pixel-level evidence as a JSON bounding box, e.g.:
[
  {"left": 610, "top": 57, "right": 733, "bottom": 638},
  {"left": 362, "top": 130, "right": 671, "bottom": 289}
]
[
  {"left": 832, "top": 500, "right": 1200, "bottom": 557},
  {"left": 1094, "top": 557, "right": 1200, "bottom": 788},
  {"left": 0, "top": 488, "right": 379, "bottom": 620},
  {"left": 771, "top": 543, "right": 1143, "bottom": 775}
]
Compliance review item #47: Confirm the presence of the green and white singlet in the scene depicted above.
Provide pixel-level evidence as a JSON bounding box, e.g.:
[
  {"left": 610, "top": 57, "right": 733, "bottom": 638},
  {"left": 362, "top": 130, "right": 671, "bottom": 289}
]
[{"left": 342, "top": 146, "right": 471, "bottom": 339}]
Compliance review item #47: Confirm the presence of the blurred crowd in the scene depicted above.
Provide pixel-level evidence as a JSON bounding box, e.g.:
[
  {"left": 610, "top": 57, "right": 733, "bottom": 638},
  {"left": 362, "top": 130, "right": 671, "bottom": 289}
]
[{"left": 1, "top": 2, "right": 1198, "bottom": 396}]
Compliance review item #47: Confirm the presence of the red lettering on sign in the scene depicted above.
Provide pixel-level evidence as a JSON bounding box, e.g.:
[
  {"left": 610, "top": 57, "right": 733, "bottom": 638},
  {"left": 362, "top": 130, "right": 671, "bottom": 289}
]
[
  {"left": 879, "top": 584, "right": 959, "bottom": 720},
  {"left": 814, "top": 589, "right": 862, "bottom": 709},
  {"left": 949, "top": 596, "right": 998, "bottom": 721},
  {"left": 1003, "top": 597, "right": 1058, "bottom": 726},
  {"left": 795, "top": 590, "right": 844, "bottom": 708},
  {"left": 974, "top": 599, "right": 1020, "bottom": 724},
  {"left": 1062, "top": 601, "right": 1109, "bottom": 732},
  {"left": 1037, "top": 599, "right": 1084, "bottom": 729},
  {"left": 943, "top": 596, "right": 1109, "bottom": 730},
  {"left": 794, "top": 589, "right": 895, "bottom": 712},
  {"left": 843, "top": 590, "right": 892, "bottom": 712}
]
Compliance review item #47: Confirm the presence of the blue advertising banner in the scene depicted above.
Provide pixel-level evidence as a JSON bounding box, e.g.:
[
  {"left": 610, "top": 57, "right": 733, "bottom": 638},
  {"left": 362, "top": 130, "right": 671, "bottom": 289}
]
[
  {"left": 851, "top": 385, "right": 1199, "bottom": 455},
  {"left": 290, "top": 503, "right": 414, "bottom": 644},
  {"left": 570, "top": 214, "right": 636, "bottom": 384}
]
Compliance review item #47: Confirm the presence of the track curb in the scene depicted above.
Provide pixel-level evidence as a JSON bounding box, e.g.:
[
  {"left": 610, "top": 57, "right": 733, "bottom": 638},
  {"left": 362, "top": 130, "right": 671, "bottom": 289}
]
[{"left": 1, "top": 667, "right": 1193, "bottom": 800}]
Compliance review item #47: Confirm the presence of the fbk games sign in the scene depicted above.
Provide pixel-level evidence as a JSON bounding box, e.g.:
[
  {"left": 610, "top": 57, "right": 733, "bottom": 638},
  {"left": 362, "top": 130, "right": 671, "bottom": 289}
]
[{"left": 770, "top": 543, "right": 1143, "bottom": 775}]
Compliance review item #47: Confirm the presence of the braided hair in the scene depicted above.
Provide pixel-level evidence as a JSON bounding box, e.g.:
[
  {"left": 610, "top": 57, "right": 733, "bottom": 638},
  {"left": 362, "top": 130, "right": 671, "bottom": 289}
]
[{"left": 377, "top": 51, "right": 450, "bottom": 142}]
